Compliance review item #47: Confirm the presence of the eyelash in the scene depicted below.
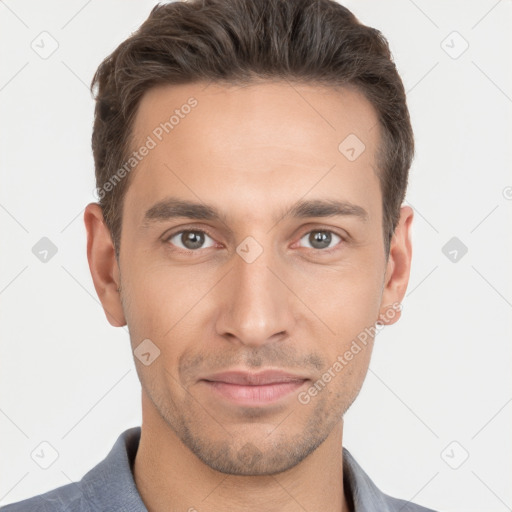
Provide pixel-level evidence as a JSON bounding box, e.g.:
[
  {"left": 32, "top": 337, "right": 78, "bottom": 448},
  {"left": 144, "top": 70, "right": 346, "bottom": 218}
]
[{"left": 163, "top": 227, "right": 345, "bottom": 255}]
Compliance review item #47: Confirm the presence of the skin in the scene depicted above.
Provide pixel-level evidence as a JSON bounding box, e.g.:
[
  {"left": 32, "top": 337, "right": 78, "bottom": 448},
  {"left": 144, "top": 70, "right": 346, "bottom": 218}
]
[{"left": 84, "top": 81, "right": 413, "bottom": 512}]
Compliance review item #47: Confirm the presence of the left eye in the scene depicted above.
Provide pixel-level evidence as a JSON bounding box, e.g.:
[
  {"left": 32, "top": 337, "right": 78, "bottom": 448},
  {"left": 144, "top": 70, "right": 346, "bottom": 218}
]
[
  {"left": 166, "top": 230, "right": 216, "bottom": 251},
  {"left": 298, "top": 230, "right": 342, "bottom": 251}
]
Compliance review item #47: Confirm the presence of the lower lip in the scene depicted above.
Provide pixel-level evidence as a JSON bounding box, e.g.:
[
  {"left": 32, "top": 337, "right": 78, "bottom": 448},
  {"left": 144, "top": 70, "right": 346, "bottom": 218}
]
[{"left": 201, "top": 380, "right": 307, "bottom": 405}]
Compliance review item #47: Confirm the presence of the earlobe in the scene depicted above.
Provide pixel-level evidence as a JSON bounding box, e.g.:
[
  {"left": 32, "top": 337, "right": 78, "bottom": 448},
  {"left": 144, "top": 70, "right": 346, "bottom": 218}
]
[
  {"left": 377, "top": 205, "right": 414, "bottom": 326},
  {"left": 84, "top": 202, "right": 127, "bottom": 327}
]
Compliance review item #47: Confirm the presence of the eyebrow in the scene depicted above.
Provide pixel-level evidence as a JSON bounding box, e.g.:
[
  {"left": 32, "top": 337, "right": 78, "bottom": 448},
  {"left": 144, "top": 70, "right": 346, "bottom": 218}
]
[{"left": 141, "top": 197, "right": 369, "bottom": 228}]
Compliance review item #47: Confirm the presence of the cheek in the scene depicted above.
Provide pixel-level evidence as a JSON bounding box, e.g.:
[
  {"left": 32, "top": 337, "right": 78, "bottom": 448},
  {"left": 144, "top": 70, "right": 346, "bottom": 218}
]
[
  {"left": 120, "top": 264, "right": 174, "bottom": 342},
  {"left": 121, "top": 260, "right": 224, "bottom": 377},
  {"left": 294, "top": 261, "right": 383, "bottom": 340},
  {"left": 123, "top": 257, "right": 198, "bottom": 324}
]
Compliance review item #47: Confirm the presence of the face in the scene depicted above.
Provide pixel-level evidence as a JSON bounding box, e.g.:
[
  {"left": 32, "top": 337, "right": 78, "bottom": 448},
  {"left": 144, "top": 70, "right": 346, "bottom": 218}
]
[{"left": 85, "top": 80, "right": 413, "bottom": 476}]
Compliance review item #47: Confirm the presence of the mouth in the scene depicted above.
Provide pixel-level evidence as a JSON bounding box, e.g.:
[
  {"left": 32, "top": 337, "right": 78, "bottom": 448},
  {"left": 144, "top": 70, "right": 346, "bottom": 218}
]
[{"left": 199, "top": 370, "right": 309, "bottom": 406}]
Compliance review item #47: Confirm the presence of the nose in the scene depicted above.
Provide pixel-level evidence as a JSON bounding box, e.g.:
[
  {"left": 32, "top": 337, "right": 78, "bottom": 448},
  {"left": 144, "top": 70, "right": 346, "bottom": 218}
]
[{"left": 215, "top": 244, "right": 296, "bottom": 348}]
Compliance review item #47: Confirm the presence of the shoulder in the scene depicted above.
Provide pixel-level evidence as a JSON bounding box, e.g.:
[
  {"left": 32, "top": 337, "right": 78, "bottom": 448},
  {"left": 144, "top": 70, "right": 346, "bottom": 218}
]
[
  {"left": 0, "top": 482, "right": 89, "bottom": 512},
  {"left": 0, "top": 427, "right": 142, "bottom": 512},
  {"left": 342, "top": 447, "right": 440, "bottom": 512}
]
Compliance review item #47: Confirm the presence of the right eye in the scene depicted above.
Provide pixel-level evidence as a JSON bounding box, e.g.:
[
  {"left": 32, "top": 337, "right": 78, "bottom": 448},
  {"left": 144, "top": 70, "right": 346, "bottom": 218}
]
[{"left": 164, "top": 229, "right": 217, "bottom": 251}]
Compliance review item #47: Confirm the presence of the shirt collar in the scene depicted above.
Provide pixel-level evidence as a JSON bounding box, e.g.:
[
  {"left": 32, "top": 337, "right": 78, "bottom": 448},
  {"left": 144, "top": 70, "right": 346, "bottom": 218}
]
[
  {"left": 81, "top": 427, "right": 147, "bottom": 511},
  {"left": 342, "top": 448, "right": 398, "bottom": 511}
]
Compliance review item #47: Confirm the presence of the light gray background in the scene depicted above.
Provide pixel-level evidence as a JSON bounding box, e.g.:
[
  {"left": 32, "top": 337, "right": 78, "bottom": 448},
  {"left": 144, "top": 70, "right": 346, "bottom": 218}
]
[{"left": 1, "top": 1, "right": 511, "bottom": 511}]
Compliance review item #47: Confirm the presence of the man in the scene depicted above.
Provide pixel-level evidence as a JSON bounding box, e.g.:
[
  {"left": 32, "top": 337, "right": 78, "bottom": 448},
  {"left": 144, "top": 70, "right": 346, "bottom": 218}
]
[{"left": 1, "top": 0, "right": 438, "bottom": 510}]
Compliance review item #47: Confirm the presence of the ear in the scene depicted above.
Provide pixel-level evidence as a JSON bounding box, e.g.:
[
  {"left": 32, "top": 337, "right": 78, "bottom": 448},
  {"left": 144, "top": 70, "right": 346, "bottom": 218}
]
[
  {"left": 377, "top": 205, "right": 413, "bottom": 326},
  {"left": 83, "top": 202, "right": 126, "bottom": 327}
]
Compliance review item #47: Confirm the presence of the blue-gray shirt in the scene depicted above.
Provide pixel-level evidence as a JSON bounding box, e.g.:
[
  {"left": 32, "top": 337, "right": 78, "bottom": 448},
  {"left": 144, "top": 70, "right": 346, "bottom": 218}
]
[{"left": 1, "top": 427, "right": 438, "bottom": 511}]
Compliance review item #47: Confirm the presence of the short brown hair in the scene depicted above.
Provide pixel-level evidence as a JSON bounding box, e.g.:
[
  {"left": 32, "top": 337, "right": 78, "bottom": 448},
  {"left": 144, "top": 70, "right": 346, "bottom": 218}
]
[{"left": 91, "top": 0, "right": 414, "bottom": 259}]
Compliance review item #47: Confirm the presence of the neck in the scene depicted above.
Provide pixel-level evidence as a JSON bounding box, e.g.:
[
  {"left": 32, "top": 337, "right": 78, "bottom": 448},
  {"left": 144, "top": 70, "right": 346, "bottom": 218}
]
[{"left": 133, "top": 392, "right": 350, "bottom": 512}]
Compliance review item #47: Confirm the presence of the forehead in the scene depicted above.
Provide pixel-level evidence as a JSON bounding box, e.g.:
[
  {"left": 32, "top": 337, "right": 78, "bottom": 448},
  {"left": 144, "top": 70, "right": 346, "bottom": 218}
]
[{"left": 124, "top": 80, "right": 382, "bottom": 226}]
